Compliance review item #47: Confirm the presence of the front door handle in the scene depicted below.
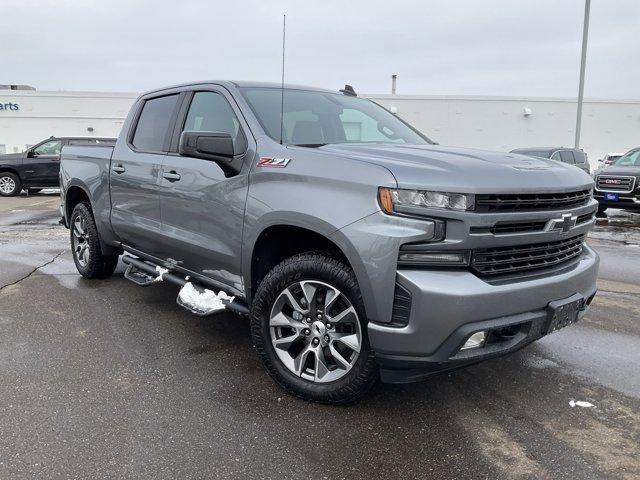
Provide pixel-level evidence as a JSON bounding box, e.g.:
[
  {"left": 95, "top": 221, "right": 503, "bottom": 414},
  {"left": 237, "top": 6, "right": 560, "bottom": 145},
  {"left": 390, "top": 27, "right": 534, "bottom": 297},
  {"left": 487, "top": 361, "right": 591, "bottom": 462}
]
[
  {"left": 162, "top": 171, "right": 181, "bottom": 182},
  {"left": 112, "top": 165, "right": 126, "bottom": 174}
]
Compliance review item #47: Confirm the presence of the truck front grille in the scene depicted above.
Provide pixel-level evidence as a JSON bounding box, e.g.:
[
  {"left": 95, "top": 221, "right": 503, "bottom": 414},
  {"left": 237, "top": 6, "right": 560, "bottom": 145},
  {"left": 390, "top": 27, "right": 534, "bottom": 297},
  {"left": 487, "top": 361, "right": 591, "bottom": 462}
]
[
  {"left": 595, "top": 175, "right": 636, "bottom": 193},
  {"left": 471, "top": 234, "right": 585, "bottom": 277},
  {"left": 475, "top": 190, "right": 591, "bottom": 212}
]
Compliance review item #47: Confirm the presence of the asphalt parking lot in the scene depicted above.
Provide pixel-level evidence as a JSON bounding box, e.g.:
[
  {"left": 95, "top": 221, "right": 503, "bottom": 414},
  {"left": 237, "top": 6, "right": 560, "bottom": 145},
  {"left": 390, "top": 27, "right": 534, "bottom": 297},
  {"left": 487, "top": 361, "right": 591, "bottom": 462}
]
[{"left": 1, "top": 193, "right": 639, "bottom": 480}]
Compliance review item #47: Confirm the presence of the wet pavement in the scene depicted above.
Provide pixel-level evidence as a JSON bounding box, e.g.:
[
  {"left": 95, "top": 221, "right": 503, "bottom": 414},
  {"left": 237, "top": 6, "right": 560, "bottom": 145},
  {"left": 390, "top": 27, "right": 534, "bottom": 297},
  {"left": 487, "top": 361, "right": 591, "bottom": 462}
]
[{"left": 0, "top": 194, "right": 639, "bottom": 480}]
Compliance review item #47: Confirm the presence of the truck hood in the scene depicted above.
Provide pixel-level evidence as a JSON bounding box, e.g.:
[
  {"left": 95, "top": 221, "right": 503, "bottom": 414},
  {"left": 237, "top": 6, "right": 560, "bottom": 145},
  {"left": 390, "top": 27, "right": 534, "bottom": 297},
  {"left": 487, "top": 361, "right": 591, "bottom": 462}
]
[
  {"left": 595, "top": 166, "right": 640, "bottom": 177},
  {"left": 0, "top": 152, "right": 23, "bottom": 164},
  {"left": 319, "top": 144, "right": 594, "bottom": 193}
]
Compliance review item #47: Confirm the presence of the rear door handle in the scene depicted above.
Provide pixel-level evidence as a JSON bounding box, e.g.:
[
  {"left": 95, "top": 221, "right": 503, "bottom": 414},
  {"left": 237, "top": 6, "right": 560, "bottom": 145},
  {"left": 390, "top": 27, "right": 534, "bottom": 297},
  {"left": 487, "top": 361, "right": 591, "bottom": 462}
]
[
  {"left": 162, "top": 171, "right": 181, "bottom": 182},
  {"left": 112, "top": 165, "right": 126, "bottom": 173}
]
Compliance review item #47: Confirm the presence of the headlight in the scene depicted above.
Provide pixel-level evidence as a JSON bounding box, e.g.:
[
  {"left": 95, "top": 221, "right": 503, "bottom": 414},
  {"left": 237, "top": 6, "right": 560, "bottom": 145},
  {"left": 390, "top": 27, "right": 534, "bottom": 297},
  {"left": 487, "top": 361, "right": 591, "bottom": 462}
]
[{"left": 379, "top": 187, "right": 475, "bottom": 214}]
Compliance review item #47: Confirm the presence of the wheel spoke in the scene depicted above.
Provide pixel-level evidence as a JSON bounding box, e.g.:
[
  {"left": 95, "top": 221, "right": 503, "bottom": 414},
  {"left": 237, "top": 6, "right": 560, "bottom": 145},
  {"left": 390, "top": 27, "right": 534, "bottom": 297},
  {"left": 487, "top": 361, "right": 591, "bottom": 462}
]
[
  {"left": 332, "top": 332, "right": 361, "bottom": 353},
  {"left": 329, "top": 343, "right": 351, "bottom": 369},
  {"left": 293, "top": 346, "right": 314, "bottom": 376},
  {"left": 81, "top": 246, "right": 89, "bottom": 264},
  {"left": 269, "top": 311, "right": 305, "bottom": 330},
  {"left": 300, "top": 282, "right": 317, "bottom": 310},
  {"left": 272, "top": 331, "right": 302, "bottom": 350},
  {"left": 314, "top": 347, "right": 330, "bottom": 381},
  {"left": 326, "top": 305, "right": 356, "bottom": 324},
  {"left": 281, "top": 287, "right": 307, "bottom": 313},
  {"left": 324, "top": 285, "right": 341, "bottom": 311}
]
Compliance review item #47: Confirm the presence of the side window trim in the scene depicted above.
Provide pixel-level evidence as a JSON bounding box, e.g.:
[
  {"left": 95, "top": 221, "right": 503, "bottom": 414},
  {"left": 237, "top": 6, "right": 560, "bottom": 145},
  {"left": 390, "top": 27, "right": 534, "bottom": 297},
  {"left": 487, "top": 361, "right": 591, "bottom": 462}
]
[
  {"left": 127, "top": 92, "right": 183, "bottom": 154},
  {"left": 168, "top": 91, "right": 195, "bottom": 153}
]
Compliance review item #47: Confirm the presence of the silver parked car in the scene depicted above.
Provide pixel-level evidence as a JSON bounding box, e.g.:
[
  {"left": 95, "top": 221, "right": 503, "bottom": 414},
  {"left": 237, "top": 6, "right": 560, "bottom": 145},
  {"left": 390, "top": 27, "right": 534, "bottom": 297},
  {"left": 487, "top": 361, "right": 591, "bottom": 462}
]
[{"left": 511, "top": 147, "right": 590, "bottom": 173}]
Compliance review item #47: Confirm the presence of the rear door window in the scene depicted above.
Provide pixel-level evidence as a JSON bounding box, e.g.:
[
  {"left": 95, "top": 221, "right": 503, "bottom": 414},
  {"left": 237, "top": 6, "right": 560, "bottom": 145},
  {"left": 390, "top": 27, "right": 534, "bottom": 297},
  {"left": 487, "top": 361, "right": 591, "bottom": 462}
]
[
  {"left": 132, "top": 94, "right": 180, "bottom": 152},
  {"left": 559, "top": 150, "right": 576, "bottom": 164}
]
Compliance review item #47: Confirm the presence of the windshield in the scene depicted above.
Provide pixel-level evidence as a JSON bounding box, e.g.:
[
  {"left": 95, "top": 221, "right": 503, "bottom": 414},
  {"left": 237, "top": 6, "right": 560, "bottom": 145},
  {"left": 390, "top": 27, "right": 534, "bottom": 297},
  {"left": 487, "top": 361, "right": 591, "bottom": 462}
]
[
  {"left": 612, "top": 149, "right": 640, "bottom": 167},
  {"left": 240, "top": 87, "right": 432, "bottom": 146}
]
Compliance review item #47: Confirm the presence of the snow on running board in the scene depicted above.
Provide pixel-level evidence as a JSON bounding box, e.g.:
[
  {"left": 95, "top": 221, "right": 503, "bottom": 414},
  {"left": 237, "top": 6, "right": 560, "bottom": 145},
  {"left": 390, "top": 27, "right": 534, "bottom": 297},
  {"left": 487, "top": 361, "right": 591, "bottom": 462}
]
[
  {"left": 569, "top": 400, "right": 595, "bottom": 408},
  {"left": 178, "top": 282, "right": 234, "bottom": 314}
]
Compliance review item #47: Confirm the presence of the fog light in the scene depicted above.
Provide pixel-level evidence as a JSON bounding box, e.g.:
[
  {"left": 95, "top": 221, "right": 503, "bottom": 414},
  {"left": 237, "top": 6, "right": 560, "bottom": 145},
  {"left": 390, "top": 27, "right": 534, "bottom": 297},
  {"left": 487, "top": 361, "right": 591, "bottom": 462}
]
[{"left": 461, "top": 331, "right": 486, "bottom": 350}]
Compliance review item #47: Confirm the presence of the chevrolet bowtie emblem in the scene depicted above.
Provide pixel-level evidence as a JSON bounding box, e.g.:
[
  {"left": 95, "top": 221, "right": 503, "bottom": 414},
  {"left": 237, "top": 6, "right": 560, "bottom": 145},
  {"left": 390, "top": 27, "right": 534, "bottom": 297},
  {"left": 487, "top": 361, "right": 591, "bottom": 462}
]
[{"left": 547, "top": 213, "right": 578, "bottom": 233}]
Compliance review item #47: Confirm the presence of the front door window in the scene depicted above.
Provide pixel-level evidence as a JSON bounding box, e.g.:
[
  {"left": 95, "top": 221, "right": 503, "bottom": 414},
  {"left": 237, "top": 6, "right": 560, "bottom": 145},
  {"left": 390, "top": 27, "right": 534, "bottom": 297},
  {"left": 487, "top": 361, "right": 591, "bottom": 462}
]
[{"left": 33, "top": 140, "right": 61, "bottom": 156}]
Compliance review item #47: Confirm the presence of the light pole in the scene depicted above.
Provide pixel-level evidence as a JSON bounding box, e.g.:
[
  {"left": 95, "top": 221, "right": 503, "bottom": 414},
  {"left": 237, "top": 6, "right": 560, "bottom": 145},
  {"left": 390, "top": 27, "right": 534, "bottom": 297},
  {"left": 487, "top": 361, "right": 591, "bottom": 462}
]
[{"left": 575, "top": 0, "right": 591, "bottom": 148}]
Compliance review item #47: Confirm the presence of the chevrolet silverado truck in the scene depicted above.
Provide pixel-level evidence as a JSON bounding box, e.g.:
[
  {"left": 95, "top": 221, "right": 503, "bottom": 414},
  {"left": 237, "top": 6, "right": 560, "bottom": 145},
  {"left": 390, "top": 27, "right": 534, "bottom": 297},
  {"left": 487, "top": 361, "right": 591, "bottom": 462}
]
[
  {"left": 0, "top": 136, "right": 115, "bottom": 196},
  {"left": 592, "top": 147, "right": 640, "bottom": 213},
  {"left": 59, "top": 81, "right": 599, "bottom": 404}
]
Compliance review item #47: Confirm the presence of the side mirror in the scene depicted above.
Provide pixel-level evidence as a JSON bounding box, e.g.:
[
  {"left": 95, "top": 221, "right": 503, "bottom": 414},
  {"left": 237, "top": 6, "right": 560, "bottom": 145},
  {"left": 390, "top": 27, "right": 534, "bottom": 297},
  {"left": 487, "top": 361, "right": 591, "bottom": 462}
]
[
  {"left": 179, "top": 131, "right": 244, "bottom": 173},
  {"left": 27, "top": 150, "right": 36, "bottom": 158}
]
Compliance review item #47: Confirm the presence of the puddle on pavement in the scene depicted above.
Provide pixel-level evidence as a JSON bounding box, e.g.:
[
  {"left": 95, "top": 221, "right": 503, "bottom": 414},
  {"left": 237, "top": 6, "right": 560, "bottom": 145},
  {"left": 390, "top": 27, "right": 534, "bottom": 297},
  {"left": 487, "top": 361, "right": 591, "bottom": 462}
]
[{"left": 590, "top": 209, "right": 640, "bottom": 246}]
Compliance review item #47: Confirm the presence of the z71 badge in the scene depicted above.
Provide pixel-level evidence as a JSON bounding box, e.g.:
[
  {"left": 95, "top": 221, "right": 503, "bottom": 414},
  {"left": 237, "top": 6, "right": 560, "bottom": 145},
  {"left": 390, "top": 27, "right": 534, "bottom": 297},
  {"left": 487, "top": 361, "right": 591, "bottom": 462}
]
[{"left": 257, "top": 157, "right": 291, "bottom": 168}]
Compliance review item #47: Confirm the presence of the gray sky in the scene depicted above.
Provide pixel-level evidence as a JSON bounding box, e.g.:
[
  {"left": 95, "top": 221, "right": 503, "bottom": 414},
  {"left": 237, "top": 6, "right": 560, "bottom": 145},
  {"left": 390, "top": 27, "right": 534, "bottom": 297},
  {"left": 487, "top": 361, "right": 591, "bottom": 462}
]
[{"left": 3, "top": 0, "right": 639, "bottom": 98}]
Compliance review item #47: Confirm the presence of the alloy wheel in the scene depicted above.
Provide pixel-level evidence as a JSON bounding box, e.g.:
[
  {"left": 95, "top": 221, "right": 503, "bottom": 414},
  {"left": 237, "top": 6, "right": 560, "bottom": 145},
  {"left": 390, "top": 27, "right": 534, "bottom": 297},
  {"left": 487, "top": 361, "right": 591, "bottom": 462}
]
[
  {"left": 269, "top": 280, "right": 362, "bottom": 383},
  {"left": 0, "top": 176, "right": 16, "bottom": 195},
  {"left": 72, "top": 215, "right": 90, "bottom": 267}
]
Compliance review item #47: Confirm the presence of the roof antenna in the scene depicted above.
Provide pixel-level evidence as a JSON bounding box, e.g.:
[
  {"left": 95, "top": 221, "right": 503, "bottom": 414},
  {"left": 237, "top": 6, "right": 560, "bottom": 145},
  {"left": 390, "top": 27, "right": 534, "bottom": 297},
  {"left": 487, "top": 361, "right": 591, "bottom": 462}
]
[{"left": 279, "top": 14, "right": 286, "bottom": 145}]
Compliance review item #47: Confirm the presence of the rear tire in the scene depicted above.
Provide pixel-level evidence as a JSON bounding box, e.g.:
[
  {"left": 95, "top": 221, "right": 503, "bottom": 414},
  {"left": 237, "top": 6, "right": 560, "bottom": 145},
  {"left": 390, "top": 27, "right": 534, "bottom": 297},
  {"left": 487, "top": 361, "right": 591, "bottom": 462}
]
[
  {"left": 0, "top": 172, "right": 22, "bottom": 197},
  {"left": 251, "top": 252, "right": 378, "bottom": 405},
  {"left": 70, "top": 202, "right": 119, "bottom": 279}
]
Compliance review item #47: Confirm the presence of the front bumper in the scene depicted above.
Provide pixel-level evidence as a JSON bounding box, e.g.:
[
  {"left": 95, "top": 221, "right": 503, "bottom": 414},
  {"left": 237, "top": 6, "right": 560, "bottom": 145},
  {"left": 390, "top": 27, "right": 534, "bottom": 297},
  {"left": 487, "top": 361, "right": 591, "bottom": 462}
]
[
  {"left": 594, "top": 193, "right": 640, "bottom": 210},
  {"left": 368, "top": 245, "right": 599, "bottom": 383}
]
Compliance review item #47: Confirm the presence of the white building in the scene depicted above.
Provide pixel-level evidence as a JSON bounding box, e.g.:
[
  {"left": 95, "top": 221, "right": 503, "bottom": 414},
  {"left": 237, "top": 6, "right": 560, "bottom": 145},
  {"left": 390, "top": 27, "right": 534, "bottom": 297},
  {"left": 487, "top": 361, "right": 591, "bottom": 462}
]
[
  {"left": 369, "top": 94, "right": 640, "bottom": 166},
  {"left": 0, "top": 89, "right": 137, "bottom": 154},
  {"left": 1, "top": 88, "right": 638, "bottom": 167}
]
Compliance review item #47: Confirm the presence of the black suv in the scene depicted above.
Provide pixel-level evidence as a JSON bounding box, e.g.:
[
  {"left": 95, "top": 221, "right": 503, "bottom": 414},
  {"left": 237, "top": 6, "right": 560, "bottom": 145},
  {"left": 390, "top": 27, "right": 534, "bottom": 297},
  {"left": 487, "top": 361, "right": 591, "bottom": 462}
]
[
  {"left": 510, "top": 147, "right": 590, "bottom": 174},
  {"left": 0, "top": 136, "right": 115, "bottom": 196}
]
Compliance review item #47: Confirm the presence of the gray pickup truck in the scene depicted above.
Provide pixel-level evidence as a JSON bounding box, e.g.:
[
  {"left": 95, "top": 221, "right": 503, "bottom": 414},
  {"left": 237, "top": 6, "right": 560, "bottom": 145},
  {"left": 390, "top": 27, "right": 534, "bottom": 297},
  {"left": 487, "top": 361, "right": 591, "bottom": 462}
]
[{"left": 60, "top": 81, "right": 599, "bottom": 404}]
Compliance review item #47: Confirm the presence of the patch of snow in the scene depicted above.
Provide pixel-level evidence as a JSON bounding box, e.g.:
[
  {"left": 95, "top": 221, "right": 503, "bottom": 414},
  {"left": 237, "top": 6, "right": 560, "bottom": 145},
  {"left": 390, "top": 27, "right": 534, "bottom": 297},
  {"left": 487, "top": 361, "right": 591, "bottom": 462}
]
[
  {"left": 178, "top": 282, "right": 234, "bottom": 313},
  {"left": 153, "top": 266, "right": 169, "bottom": 282},
  {"left": 569, "top": 400, "right": 595, "bottom": 408}
]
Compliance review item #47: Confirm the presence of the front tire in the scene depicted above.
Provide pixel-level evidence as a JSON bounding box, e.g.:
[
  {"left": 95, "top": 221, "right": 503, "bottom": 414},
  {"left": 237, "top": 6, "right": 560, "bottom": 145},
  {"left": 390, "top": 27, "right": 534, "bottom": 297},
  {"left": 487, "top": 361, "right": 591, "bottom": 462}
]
[
  {"left": 0, "top": 172, "right": 22, "bottom": 197},
  {"left": 251, "top": 252, "right": 378, "bottom": 404},
  {"left": 70, "top": 203, "right": 119, "bottom": 279}
]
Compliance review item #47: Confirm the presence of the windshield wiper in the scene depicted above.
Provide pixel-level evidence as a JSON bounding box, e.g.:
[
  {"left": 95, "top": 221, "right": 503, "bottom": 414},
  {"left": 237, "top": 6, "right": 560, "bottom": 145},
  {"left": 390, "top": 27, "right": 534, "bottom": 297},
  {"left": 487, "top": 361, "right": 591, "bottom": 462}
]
[{"left": 292, "top": 143, "right": 328, "bottom": 148}]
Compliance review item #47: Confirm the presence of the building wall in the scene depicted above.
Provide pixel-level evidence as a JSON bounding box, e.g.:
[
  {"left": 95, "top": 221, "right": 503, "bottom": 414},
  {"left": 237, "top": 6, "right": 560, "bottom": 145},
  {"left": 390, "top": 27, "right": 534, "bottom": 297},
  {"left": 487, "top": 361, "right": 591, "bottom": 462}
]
[
  {"left": 0, "top": 91, "right": 137, "bottom": 154},
  {"left": 1, "top": 90, "right": 638, "bottom": 167},
  {"left": 367, "top": 95, "right": 640, "bottom": 167}
]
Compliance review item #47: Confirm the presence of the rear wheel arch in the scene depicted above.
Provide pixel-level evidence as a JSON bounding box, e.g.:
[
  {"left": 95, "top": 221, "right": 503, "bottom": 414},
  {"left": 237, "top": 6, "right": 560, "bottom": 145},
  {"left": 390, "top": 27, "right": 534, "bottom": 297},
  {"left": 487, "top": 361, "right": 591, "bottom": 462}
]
[
  {"left": 65, "top": 185, "right": 121, "bottom": 257},
  {"left": 65, "top": 185, "right": 92, "bottom": 221}
]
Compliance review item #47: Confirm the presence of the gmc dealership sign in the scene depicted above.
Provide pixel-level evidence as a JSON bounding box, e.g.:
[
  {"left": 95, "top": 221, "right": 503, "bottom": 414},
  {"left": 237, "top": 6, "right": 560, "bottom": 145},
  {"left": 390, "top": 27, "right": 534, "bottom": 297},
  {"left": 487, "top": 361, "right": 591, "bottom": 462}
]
[{"left": 0, "top": 102, "right": 20, "bottom": 111}]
